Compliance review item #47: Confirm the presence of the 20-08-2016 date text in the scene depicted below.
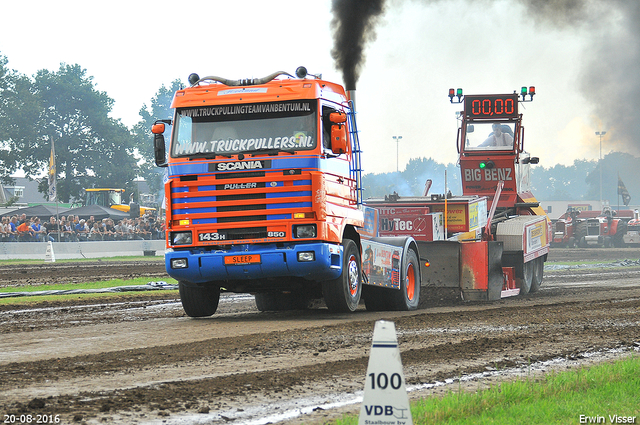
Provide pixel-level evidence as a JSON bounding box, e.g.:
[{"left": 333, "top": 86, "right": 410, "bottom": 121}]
[{"left": 3, "top": 414, "right": 60, "bottom": 424}]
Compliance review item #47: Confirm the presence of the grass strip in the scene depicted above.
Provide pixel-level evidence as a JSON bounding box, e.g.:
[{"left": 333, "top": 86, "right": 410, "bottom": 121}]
[
  {"left": 336, "top": 355, "right": 639, "bottom": 425},
  {"left": 0, "top": 277, "right": 178, "bottom": 306},
  {"left": 546, "top": 259, "right": 640, "bottom": 266},
  {"left": 0, "top": 277, "right": 176, "bottom": 293}
]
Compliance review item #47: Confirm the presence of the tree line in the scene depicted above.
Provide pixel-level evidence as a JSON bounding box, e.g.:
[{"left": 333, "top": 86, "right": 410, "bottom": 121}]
[
  {"left": 364, "top": 152, "right": 638, "bottom": 207},
  {"left": 0, "top": 53, "right": 180, "bottom": 203},
  {"left": 0, "top": 53, "right": 636, "bottom": 206}
]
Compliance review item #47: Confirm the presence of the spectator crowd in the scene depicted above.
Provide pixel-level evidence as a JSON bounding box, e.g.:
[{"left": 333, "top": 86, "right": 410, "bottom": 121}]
[{"left": 0, "top": 213, "right": 165, "bottom": 242}]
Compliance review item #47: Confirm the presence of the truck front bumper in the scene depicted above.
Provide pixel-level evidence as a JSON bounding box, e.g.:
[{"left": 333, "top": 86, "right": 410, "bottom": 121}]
[{"left": 165, "top": 242, "right": 343, "bottom": 284}]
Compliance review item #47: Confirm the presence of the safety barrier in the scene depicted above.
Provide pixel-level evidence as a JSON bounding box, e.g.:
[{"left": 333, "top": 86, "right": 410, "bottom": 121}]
[{"left": 0, "top": 240, "right": 165, "bottom": 260}]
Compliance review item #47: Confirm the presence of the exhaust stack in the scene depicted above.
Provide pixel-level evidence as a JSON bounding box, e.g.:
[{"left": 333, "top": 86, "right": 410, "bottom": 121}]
[
  {"left": 423, "top": 179, "right": 433, "bottom": 197},
  {"left": 348, "top": 90, "right": 356, "bottom": 111}
]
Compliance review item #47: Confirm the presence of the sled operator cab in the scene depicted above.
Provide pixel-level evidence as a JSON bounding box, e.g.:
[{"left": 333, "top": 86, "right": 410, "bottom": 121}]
[{"left": 451, "top": 87, "right": 541, "bottom": 213}]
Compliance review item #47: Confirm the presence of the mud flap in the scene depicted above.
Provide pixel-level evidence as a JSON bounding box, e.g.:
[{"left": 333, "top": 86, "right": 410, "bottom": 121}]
[
  {"left": 416, "top": 241, "right": 460, "bottom": 288},
  {"left": 487, "top": 242, "right": 504, "bottom": 300},
  {"left": 416, "top": 240, "right": 503, "bottom": 301},
  {"left": 501, "top": 252, "right": 523, "bottom": 278},
  {"left": 460, "top": 241, "right": 504, "bottom": 301}
]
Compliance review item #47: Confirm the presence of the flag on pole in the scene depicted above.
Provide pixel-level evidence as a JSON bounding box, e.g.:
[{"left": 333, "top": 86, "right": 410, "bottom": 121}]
[
  {"left": 618, "top": 176, "right": 631, "bottom": 206},
  {"left": 48, "top": 141, "right": 56, "bottom": 202}
]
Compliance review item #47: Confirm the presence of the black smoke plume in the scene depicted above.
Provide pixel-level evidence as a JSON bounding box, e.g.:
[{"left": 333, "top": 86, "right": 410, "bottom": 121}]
[
  {"left": 330, "top": 0, "right": 386, "bottom": 91},
  {"left": 330, "top": 0, "right": 640, "bottom": 154},
  {"left": 520, "top": 0, "right": 640, "bottom": 154}
]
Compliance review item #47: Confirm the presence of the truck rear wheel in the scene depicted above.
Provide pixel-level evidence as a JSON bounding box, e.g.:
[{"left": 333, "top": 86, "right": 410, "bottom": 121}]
[
  {"left": 179, "top": 281, "right": 220, "bottom": 317},
  {"left": 363, "top": 249, "right": 420, "bottom": 311},
  {"left": 530, "top": 257, "right": 544, "bottom": 293},
  {"left": 388, "top": 248, "right": 421, "bottom": 310},
  {"left": 518, "top": 260, "right": 534, "bottom": 295},
  {"left": 322, "top": 239, "right": 361, "bottom": 312}
]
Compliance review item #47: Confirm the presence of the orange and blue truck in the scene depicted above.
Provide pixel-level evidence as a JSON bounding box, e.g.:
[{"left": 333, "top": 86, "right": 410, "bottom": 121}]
[{"left": 152, "top": 69, "right": 549, "bottom": 317}]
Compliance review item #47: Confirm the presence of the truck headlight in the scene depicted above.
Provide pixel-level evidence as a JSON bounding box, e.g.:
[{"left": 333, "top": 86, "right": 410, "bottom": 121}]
[
  {"left": 298, "top": 251, "right": 315, "bottom": 262},
  {"left": 171, "top": 258, "right": 188, "bottom": 269},
  {"left": 294, "top": 224, "right": 317, "bottom": 238},
  {"left": 171, "top": 231, "right": 192, "bottom": 245}
]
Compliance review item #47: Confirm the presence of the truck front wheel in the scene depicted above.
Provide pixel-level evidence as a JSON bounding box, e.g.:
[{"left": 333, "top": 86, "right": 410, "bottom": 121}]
[
  {"left": 179, "top": 281, "right": 220, "bottom": 317},
  {"left": 322, "top": 239, "right": 362, "bottom": 312}
]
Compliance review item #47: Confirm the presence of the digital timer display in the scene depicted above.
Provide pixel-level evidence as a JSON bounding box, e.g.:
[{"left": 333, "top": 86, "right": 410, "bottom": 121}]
[{"left": 464, "top": 94, "right": 519, "bottom": 119}]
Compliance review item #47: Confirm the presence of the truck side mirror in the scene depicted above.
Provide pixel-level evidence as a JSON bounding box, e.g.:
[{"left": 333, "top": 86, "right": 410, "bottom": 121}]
[
  {"left": 331, "top": 124, "right": 348, "bottom": 154},
  {"left": 152, "top": 122, "right": 168, "bottom": 167},
  {"left": 329, "top": 112, "right": 348, "bottom": 155}
]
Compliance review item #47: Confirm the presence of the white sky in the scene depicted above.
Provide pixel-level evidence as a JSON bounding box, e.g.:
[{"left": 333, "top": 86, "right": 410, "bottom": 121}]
[{"left": 0, "top": 0, "right": 614, "bottom": 174}]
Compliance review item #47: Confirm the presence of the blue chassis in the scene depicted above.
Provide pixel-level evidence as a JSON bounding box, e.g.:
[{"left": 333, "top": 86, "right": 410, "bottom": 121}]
[{"left": 165, "top": 242, "right": 343, "bottom": 284}]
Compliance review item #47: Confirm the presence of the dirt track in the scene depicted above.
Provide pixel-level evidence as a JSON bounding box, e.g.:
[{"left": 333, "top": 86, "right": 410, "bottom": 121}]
[{"left": 1, "top": 249, "right": 639, "bottom": 424}]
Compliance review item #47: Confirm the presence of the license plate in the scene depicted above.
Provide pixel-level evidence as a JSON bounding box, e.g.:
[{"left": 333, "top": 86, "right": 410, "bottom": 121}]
[{"left": 224, "top": 254, "right": 261, "bottom": 265}]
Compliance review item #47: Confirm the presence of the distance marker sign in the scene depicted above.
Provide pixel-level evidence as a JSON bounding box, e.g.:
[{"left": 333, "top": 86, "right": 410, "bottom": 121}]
[{"left": 358, "top": 320, "right": 412, "bottom": 425}]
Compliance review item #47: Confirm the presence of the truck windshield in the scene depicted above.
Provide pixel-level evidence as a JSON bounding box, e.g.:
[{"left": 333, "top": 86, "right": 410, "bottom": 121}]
[
  {"left": 464, "top": 122, "right": 515, "bottom": 151},
  {"left": 171, "top": 99, "right": 318, "bottom": 158}
]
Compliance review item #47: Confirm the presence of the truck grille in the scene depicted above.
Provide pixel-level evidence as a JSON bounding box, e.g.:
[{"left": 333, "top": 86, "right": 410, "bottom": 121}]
[{"left": 219, "top": 227, "right": 268, "bottom": 240}]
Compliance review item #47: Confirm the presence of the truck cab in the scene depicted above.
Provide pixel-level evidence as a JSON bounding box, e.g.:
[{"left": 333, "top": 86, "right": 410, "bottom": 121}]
[{"left": 152, "top": 69, "right": 373, "bottom": 316}]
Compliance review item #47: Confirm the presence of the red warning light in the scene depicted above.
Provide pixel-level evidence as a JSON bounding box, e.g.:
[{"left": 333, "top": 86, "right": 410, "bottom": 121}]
[{"left": 448, "top": 88, "right": 463, "bottom": 104}]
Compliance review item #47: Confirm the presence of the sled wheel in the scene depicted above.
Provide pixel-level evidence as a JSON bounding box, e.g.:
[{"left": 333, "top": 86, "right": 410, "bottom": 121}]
[
  {"left": 518, "top": 260, "right": 534, "bottom": 295},
  {"left": 530, "top": 257, "right": 544, "bottom": 293}
]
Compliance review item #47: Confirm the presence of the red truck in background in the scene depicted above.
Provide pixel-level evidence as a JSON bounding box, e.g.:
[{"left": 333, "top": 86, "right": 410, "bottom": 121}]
[
  {"left": 622, "top": 210, "right": 640, "bottom": 245},
  {"left": 551, "top": 207, "right": 581, "bottom": 247},
  {"left": 552, "top": 206, "right": 634, "bottom": 248}
]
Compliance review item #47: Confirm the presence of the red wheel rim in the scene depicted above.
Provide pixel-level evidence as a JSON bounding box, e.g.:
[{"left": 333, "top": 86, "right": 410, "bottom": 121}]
[{"left": 405, "top": 263, "right": 416, "bottom": 301}]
